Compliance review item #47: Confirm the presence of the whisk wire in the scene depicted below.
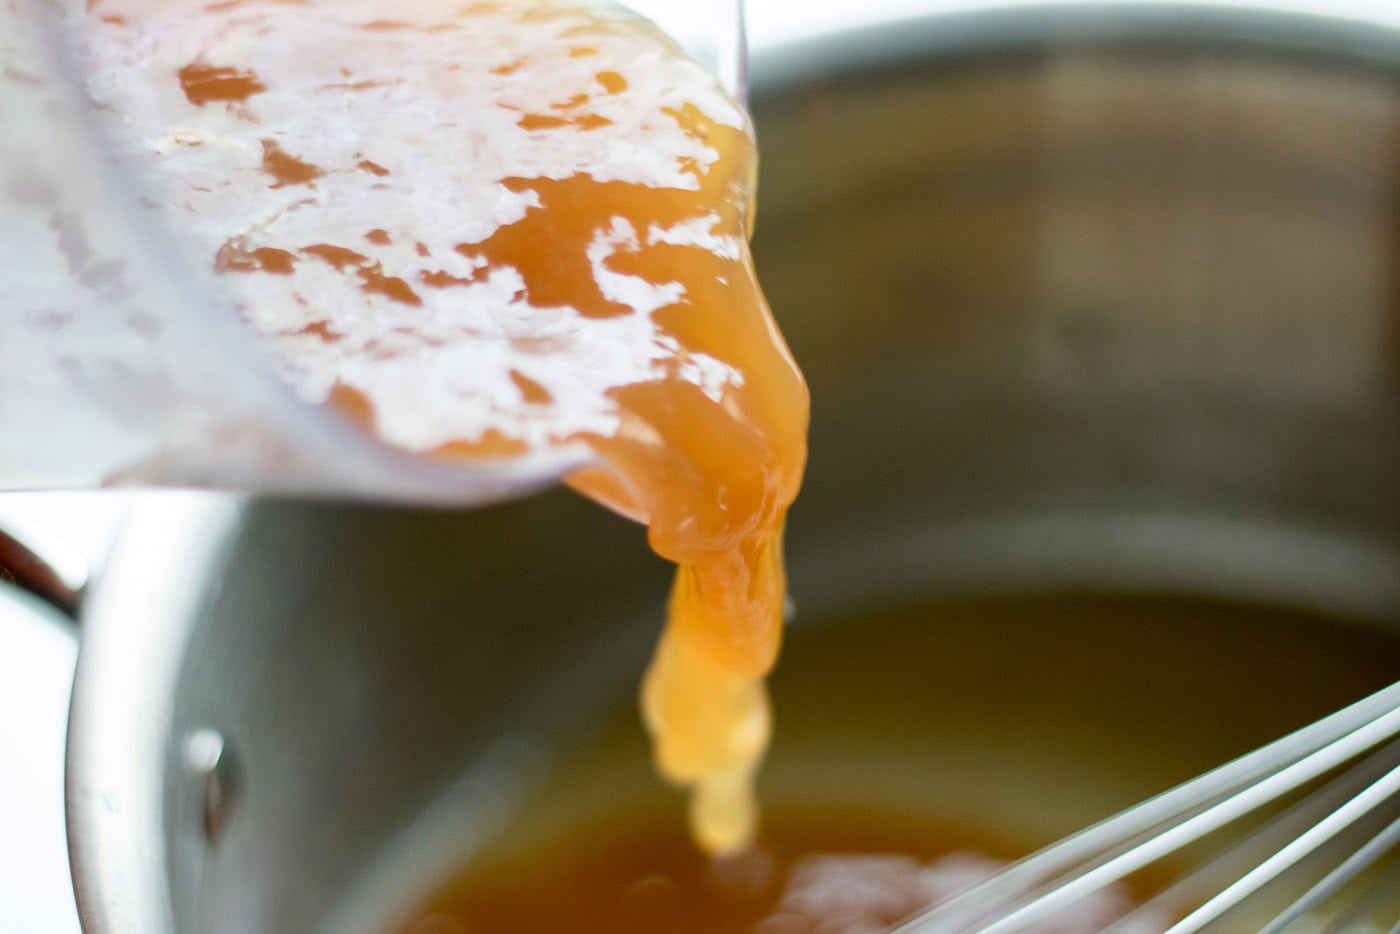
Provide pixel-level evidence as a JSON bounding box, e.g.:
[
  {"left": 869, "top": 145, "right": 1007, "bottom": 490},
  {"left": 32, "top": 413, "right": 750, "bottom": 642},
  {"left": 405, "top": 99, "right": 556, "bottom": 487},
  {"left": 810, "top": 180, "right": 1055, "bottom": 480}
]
[
  {"left": 1167, "top": 760, "right": 1400, "bottom": 932},
  {"left": 1103, "top": 739, "right": 1400, "bottom": 932},
  {"left": 1258, "top": 812, "right": 1400, "bottom": 934},
  {"left": 892, "top": 681, "right": 1400, "bottom": 933}
]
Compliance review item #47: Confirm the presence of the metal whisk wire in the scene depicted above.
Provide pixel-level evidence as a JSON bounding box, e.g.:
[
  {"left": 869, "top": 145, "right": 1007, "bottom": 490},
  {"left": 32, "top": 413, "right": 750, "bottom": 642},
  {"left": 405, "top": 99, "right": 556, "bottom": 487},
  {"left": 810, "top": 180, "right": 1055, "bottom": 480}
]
[{"left": 892, "top": 681, "right": 1400, "bottom": 933}]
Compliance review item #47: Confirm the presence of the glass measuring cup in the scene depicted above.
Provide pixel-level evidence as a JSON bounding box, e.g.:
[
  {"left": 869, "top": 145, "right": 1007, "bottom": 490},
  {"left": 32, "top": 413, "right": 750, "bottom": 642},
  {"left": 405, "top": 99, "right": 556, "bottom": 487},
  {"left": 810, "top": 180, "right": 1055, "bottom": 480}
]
[{"left": 0, "top": 0, "right": 744, "bottom": 505}]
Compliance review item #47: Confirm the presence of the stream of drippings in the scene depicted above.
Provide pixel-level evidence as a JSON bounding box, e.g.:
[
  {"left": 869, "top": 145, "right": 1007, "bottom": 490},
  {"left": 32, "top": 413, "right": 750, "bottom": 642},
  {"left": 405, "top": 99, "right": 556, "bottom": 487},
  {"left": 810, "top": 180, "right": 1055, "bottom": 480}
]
[{"left": 79, "top": 0, "right": 808, "bottom": 852}]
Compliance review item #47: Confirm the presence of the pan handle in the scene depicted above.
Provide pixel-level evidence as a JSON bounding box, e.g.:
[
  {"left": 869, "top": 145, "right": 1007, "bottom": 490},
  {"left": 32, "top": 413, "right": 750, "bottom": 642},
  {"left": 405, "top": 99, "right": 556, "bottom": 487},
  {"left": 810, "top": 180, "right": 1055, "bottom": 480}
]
[{"left": 0, "top": 499, "right": 107, "bottom": 620}]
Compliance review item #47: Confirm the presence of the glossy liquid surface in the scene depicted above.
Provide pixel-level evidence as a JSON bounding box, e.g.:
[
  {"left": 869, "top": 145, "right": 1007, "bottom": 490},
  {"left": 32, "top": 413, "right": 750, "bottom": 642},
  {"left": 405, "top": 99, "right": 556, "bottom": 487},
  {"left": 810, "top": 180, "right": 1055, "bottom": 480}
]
[
  {"left": 389, "top": 595, "right": 1400, "bottom": 933},
  {"left": 395, "top": 809, "right": 1030, "bottom": 934},
  {"left": 80, "top": 0, "right": 807, "bottom": 851}
]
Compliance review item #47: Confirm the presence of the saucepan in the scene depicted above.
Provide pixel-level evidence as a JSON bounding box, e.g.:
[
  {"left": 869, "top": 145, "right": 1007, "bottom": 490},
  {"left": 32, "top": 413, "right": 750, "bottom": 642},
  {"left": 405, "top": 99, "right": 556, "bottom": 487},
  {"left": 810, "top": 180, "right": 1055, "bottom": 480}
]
[{"left": 21, "top": 0, "right": 1400, "bottom": 930}]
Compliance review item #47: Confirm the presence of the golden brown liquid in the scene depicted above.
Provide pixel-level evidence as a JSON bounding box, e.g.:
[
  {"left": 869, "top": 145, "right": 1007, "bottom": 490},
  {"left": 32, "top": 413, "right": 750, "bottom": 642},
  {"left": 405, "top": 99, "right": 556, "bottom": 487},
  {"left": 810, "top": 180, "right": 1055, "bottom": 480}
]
[
  {"left": 394, "top": 809, "right": 1015, "bottom": 934},
  {"left": 391, "top": 596, "right": 1400, "bottom": 932},
  {"left": 83, "top": 0, "right": 807, "bottom": 852}
]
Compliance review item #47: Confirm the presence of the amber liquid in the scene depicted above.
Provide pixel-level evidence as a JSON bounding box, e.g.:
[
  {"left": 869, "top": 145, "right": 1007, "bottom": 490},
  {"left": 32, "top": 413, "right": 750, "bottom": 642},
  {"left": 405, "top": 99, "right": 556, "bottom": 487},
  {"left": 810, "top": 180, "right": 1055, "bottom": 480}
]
[
  {"left": 389, "top": 599, "right": 1400, "bottom": 934},
  {"left": 394, "top": 809, "right": 1012, "bottom": 934},
  {"left": 388, "top": 595, "right": 1400, "bottom": 933}
]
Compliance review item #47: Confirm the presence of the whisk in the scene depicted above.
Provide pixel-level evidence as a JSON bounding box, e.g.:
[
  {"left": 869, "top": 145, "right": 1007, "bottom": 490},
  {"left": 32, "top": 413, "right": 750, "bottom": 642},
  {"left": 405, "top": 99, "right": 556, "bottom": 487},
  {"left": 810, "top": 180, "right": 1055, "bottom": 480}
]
[{"left": 892, "top": 680, "right": 1400, "bottom": 933}]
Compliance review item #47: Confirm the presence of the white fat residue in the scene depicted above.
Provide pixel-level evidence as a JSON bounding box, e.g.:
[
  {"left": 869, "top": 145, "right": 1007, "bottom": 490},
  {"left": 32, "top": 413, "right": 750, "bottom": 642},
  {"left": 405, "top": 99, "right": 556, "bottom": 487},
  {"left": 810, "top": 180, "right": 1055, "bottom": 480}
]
[
  {"left": 679, "top": 354, "right": 743, "bottom": 403},
  {"left": 648, "top": 213, "right": 742, "bottom": 260},
  {"left": 588, "top": 217, "right": 686, "bottom": 317}
]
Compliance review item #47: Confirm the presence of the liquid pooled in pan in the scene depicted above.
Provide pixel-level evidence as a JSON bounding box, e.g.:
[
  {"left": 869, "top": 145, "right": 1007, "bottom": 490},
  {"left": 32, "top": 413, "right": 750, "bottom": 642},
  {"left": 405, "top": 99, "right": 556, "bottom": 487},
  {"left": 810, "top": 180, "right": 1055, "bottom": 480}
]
[{"left": 79, "top": 0, "right": 808, "bottom": 854}]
